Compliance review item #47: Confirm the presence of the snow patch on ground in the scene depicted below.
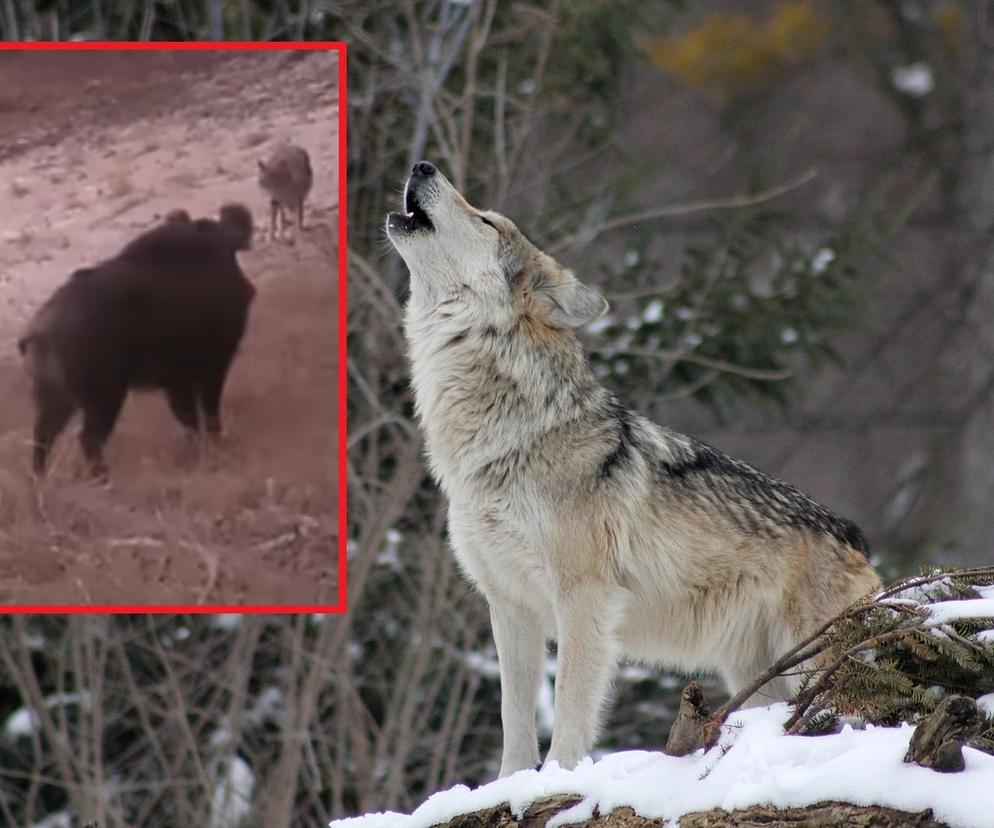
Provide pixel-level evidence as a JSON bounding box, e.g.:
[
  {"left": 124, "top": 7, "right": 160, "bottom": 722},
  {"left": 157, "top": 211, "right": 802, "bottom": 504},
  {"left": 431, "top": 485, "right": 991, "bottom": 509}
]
[{"left": 330, "top": 704, "right": 994, "bottom": 828}]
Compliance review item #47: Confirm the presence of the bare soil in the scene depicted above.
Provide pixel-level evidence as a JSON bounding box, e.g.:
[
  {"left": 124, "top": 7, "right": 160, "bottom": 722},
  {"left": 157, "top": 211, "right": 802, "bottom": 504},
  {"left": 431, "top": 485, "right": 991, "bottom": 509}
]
[{"left": 0, "top": 49, "right": 340, "bottom": 606}]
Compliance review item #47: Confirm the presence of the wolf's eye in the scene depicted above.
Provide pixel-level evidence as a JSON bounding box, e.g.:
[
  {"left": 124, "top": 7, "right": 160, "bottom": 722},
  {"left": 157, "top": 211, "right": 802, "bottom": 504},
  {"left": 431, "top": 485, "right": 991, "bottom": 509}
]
[{"left": 479, "top": 216, "right": 497, "bottom": 230}]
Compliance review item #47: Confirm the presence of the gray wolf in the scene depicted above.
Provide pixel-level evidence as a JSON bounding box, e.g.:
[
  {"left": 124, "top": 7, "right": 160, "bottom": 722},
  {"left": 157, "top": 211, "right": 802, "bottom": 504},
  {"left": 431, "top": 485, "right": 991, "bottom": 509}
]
[
  {"left": 19, "top": 204, "right": 257, "bottom": 477},
  {"left": 387, "top": 161, "right": 882, "bottom": 777},
  {"left": 257, "top": 144, "right": 313, "bottom": 239}
]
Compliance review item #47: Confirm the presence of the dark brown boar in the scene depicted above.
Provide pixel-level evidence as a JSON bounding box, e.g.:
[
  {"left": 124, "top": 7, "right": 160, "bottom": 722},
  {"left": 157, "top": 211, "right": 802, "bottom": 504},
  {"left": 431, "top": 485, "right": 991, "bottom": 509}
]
[
  {"left": 19, "top": 204, "right": 257, "bottom": 477},
  {"left": 118, "top": 202, "right": 254, "bottom": 263}
]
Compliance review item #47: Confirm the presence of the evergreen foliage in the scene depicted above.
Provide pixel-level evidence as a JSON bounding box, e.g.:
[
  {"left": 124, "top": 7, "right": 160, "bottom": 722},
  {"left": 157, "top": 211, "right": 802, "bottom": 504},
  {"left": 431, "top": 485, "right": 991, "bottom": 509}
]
[
  {"left": 790, "top": 567, "right": 994, "bottom": 755},
  {"left": 589, "top": 202, "right": 887, "bottom": 415}
]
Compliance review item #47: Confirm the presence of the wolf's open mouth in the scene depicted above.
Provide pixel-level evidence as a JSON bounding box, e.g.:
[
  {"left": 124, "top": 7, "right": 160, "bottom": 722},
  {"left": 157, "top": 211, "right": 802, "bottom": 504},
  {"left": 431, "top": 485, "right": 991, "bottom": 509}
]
[
  {"left": 402, "top": 186, "right": 434, "bottom": 231},
  {"left": 387, "top": 177, "right": 436, "bottom": 237}
]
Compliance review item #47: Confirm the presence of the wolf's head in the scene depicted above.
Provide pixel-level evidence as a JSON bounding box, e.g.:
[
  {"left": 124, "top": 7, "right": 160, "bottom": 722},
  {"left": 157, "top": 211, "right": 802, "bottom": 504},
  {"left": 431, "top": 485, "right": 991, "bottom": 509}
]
[{"left": 387, "top": 162, "right": 608, "bottom": 332}]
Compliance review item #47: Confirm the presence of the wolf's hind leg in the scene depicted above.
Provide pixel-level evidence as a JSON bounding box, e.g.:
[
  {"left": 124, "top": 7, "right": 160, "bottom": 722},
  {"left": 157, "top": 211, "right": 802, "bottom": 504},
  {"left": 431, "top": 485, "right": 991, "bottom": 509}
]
[
  {"left": 544, "top": 581, "right": 621, "bottom": 771},
  {"left": 491, "top": 601, "right": 544, "bottom": 777},
  {"left": 721, "top": 639, "right": 800, "bottom": 709}
]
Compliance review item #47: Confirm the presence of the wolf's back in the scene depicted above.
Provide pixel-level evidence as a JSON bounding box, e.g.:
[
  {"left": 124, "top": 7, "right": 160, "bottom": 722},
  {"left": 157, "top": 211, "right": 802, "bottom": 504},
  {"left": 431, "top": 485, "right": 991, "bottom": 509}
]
[{"left": 648, "top": 431, "right": 870, "bottom": 556}]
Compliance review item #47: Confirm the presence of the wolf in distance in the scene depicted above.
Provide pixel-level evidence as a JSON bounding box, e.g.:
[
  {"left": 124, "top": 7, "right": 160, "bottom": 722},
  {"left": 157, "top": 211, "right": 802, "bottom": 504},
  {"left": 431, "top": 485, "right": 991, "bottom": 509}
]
[
  {"left": 257, "top": 143, "right": 313, "bottom": 239},
  {"left": 19, "top": 204, "right": 256, "bottom": 477},
  {"left": 387, "top": 161, "right": 882, "bottom": 777}
]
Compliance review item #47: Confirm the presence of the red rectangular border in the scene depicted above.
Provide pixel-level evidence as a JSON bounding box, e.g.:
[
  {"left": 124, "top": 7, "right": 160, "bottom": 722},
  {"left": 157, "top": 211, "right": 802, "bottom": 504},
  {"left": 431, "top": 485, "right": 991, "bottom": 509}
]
[{"left": 0, "top": 41, "right": 348, "bottom": 614}]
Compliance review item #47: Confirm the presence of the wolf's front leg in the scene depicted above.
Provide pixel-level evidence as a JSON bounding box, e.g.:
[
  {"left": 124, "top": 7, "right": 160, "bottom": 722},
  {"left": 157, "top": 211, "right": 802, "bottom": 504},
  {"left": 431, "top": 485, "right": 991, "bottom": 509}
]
[
  {"left": 544, "top": 581, "right": 620, "bottom": 770},
  {"left": 490, "top": 601, "right": 544, "bottom": 777}
]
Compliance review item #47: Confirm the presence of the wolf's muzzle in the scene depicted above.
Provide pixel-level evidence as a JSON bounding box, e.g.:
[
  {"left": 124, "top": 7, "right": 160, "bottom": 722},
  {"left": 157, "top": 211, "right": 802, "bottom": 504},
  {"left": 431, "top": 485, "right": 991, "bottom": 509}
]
[
  {"left": 387, "top": 160, "right": 438, "bottom": 236},
  {"left": 411, "top": 161, "right": 436, "bottom": 179}
]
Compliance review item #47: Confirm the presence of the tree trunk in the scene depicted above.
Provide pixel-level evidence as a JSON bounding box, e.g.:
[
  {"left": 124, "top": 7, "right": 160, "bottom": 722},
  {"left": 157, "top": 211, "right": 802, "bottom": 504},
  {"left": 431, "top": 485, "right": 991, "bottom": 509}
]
[
  {"left": 904, "top": 695, "right": 981, "bottom": 773},
  {"left": 435, "top": 795, "right": 950, "bottom": 827}
]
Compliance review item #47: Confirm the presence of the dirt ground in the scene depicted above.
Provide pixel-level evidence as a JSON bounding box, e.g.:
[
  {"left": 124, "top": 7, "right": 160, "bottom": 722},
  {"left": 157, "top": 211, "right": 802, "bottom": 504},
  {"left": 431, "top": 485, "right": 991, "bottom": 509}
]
[{"left": 0, "top": 50, "right": 340, "bottom": 606}]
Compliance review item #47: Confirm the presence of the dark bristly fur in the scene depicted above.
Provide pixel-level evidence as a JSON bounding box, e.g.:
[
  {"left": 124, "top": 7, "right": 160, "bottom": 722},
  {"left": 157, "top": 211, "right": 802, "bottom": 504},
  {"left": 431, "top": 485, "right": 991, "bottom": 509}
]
[{"left": 19, "top": 204, "right": 257, "bottom": 476}]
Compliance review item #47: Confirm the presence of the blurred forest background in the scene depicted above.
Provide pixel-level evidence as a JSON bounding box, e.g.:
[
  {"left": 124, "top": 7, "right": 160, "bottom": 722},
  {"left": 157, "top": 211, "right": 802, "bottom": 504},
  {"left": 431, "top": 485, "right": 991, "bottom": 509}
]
[{"left": 4, "top": 0, "right": 994, "bottom": 825}]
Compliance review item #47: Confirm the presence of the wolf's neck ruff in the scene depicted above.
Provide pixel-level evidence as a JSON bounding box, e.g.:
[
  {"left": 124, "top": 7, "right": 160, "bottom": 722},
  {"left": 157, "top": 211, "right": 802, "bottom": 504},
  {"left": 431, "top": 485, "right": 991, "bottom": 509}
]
[
  {"left": 405, "top": 295, "right": 608, "bottom": 494},
  {"left": 387, "top": 162, "right": 881, "bottom": 778}
]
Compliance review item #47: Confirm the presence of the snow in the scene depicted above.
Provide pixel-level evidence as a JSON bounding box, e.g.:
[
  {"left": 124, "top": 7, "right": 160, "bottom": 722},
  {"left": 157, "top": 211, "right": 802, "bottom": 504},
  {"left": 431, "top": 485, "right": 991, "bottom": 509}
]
[
  {"left": 978, "top": 694, "right": 994, "bottom": 717},
  {"left": 4, "top": 707, "right": 40, "bottom": 738},
  {"left": 642, "top": 299, "right": 664, "bottom": 324},
  {"left": 464, "top": 650, "right": 501, "bottom": 678},
  {"left": 891, "top": 63, "right": 934, "bottom": 96},
  {"left": 4, "top": 692, "right": 92, "bottom": 739},
  {"left": 585, "top": 315, "right": 615, "bottom": 336},
  {"left": 209, "top": 756, "right": 255, "bottom": 828},
  {"left": 330, "top": 704, "right": 994, "bottom": 828},
  {"left": 211, "top": 614, "right": 243, "bottom": 631},
  {"left": 810, "top": 247, "right": 835, "bottom": 274},
  {"left": 924, "top": 598, "right": 994, "bottom": 626},
  {"left": 377, "top": 528, "right": 403, "bottom": 571},
  {"left": 247, "top": 685, "right": 285, "bottom": 725},
  {"left": 33, "top": 812, "right": 71, "bottom": 828},
  {"left": 780, "top": 327, "right": 799, "bottom": 345}
]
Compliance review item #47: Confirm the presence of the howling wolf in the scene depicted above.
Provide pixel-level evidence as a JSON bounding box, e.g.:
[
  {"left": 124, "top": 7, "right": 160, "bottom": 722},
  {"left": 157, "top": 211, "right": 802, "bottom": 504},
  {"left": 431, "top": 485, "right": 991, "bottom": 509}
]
[{"left": 387, "top": 161, "right": 881, "bottom": 777}]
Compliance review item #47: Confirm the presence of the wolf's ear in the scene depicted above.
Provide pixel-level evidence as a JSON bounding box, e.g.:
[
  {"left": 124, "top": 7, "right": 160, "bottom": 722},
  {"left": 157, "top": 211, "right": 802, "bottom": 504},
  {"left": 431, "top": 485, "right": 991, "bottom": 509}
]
[{"left": 533, "top": 271, "right": 609, "bottom": 329}]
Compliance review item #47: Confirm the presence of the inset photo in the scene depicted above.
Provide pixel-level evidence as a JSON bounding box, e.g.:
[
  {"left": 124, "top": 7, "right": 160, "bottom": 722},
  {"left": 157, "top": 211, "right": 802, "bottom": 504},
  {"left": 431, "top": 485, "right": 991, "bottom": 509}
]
[{"left": 0, "top": 46, "right": 344, "bottom": 608}]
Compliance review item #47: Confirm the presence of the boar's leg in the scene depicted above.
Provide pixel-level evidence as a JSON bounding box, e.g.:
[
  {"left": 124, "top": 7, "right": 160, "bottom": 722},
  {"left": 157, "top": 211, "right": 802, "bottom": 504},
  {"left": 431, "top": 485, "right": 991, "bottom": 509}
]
[
  {"left": 78, "top": 386, "right": 127, "bottom": 478},
  {"left": 165, "top": 383, "right": 201, "bottom": 432},
  {"left": 32, "top": 382, "right": 76, "bottom": 475},
  {"left": 197, "top": 368, "right": 230, "bottom": 437},
  {"left": 297, "top": 198, "right": 306, "bottom": 231}
]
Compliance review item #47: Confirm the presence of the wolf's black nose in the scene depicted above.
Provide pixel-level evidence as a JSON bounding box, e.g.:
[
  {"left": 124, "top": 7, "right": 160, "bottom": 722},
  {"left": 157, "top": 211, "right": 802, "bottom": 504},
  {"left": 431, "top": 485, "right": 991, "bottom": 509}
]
[{"left": 412, "top": 161, "right": 436, "bottom": 177}]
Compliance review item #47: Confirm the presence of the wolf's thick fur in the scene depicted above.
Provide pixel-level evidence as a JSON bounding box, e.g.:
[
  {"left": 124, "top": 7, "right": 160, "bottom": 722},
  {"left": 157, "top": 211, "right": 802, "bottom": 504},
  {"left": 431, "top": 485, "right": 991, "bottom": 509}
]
[
  {"left": 257, "top": 144, "right": 313, "bottom": 239},
  {"left": 387, "top": 162, "right": 881, "bottom": 777}
]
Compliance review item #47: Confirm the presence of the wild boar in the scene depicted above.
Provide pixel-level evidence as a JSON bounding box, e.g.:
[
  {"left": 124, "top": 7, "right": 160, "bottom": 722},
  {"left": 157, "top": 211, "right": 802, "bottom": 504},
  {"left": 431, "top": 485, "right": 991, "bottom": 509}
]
[{"left": 19, "top": 204, "right": 257, "bottom": 477}]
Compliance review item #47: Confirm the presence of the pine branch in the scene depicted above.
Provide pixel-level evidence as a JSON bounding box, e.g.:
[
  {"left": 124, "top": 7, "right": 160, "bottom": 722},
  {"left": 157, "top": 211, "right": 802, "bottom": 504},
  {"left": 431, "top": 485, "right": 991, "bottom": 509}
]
[{"left": 669, "top": 567, "right": 994, "bottom": 756}]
